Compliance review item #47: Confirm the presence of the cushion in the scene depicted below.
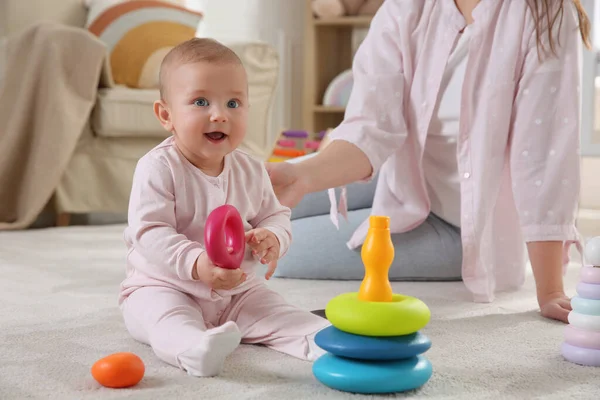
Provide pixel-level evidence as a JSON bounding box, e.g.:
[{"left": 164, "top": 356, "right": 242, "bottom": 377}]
[
  {"left": 86, "top": 0, "right": 202, "bottom": 88},
  {"left": 274, "top": 208, "right": 371, "bottom": 280},
  {"left": 273, "top": 208, "right": 463, "bottom": 281},
  {"left": 92, "top": 86, "right": 166, "bottom": 138},
  {"left": 291, "top": 177, "right": 377, "bottom": 220}
]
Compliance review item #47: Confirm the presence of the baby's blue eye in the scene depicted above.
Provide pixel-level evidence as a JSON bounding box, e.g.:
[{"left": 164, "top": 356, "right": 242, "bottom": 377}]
[
  {"left": 227, "top": 100, "right": 240, "bottom": 109},
  {"left": 194, "top": 98, "right": 209, "bottom": 107}
]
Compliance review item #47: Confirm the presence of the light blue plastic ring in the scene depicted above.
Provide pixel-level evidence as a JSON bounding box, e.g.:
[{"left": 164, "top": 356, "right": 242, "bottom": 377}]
[
  {"left": 313, "top": 354, "right": 433, "bottom": 394},
  {"left": 571, "top": 296, "right": 600, "bottom": 316}
]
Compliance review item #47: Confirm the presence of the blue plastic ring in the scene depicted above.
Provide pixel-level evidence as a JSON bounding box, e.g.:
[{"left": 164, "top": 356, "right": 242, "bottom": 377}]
[{"left": 571, "top": 296, "right": 600, "bottom": 316}]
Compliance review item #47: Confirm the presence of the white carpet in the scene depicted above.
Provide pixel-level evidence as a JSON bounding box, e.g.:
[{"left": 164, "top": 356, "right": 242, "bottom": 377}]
[{"left": 1, "top": 225, "right": 598, "bottom": 399}]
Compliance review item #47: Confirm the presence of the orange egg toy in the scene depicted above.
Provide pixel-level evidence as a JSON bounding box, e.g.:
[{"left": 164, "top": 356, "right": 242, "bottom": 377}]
[{"left": 91, "top": 352, "right": 145, "bottom": 388}]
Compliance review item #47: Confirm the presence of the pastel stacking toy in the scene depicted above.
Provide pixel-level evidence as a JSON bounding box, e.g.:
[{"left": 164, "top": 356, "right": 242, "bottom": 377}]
[
  {"left": 561, "top": 236, "right": 600, "bottom": 367},
  {"left": 313, "top": 216, "right": 433, "bottom": 394}
]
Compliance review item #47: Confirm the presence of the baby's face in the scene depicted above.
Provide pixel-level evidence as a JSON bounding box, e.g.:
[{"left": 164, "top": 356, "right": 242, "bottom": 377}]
[{"left": 166, "top": 61, "right": 248, "bottom": 168}]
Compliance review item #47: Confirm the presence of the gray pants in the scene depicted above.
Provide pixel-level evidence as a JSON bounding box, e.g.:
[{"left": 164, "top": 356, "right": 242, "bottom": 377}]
[{"left": 272, "top": 182, "right": 463, "bottom": 281}]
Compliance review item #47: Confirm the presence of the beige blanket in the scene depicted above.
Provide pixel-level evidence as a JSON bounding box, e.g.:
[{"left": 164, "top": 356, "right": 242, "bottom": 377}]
[{"left": 0, "top": 22, "right": 111, "bottom": 229}]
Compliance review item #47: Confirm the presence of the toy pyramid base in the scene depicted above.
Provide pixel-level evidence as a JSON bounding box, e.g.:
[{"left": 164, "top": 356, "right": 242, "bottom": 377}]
[
  {"left": 561, "top": 342, "right": 600, "bottom": 367},
  {"left": 313, "top": 353, "right": 432, "bottom": 394}
]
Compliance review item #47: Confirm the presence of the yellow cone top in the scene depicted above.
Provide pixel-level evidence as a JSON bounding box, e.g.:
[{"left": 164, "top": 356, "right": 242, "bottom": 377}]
[{"left": 369, "top": 215, "right": 390, "bottom": 230}]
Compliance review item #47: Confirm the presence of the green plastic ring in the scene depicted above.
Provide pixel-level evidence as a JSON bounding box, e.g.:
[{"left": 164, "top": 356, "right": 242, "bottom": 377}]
[{"left": 325, "top": 292, "right": 431, "bottom": 337}]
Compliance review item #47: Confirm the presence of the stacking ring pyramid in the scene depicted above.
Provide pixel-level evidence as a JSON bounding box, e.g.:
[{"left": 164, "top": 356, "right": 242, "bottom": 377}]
[
  {"left": 561, "top": 236, "right": 600, "bottom": 367},
  {"left": 313, "top": 216, "right": 433, "bottom": 394}
]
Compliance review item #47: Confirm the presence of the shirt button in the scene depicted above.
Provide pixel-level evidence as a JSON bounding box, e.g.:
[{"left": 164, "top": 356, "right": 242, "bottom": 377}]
[{"left": 463, "top": 172, "right": 471, "bottom": 179}]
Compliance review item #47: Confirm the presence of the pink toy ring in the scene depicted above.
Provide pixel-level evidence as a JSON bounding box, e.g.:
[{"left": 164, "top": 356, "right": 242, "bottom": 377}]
[
  {"left": 580, "top": 266, "right": 600, "bottom": 285},
  {"left": 561, "top": 342, "right": 600, "bottom": 367},
  {"left": 204, "top": 205, "right": 245, "bottom": 269},
  {"left": 576, "top": 282, "right": 600, "bottom": 300},
  {"left": 564, "top": 325, "right": 600, "bottom": 350}
]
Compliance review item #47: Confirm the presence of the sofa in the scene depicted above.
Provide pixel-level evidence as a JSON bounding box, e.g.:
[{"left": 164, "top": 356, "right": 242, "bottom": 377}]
[{"left": 0, "top": 0, "right": 279, "bottom": 226}]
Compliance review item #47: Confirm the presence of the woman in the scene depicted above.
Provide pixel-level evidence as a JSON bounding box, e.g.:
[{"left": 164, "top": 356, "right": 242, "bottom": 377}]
[{"left": 267, "top": 0, "right": 591, "bottom": 323}]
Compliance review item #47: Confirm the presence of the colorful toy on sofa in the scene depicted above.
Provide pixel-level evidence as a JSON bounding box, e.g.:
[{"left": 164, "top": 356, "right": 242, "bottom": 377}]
[
  {"left": 312, "top": 215, "right": 433, "bottom": 394},
  {"left": 561, "top": 236, "right": 600, "bottom": 367},
  {"left": 268, "top": 130, "right": 329, "bottom": 162},
  {"left": 312, "top": 0, "right": 384, "bottom": 19}
]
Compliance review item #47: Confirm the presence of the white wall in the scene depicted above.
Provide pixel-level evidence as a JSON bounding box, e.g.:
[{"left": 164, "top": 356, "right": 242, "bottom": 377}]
[
  {"left": 581, "top": 0, "right": 600, "bottom": 156},
  {"left": 594, "top": 0, "right": 600, "bottom": 48},
  {"left": 579, "top": 1, "right": 600, "bottom": 233},
  {"left": 186, "top": 0, "right": 306, "bottom": 145}
]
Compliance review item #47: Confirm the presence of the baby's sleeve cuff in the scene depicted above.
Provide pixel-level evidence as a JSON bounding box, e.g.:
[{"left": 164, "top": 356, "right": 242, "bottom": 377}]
[{"left": 178, "top": 247, "right": 205, "bottom": 281}]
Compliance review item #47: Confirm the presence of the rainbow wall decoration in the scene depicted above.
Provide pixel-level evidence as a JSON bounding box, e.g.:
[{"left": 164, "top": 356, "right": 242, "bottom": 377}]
[
  {"left": 87, "top": 0, "right": 203, "bottom": 88},
  {"left": 268, "top": 130, "right": 329, "bottom": 163},
  {"left": 322, "top": 69, "right": 354, "bottom": 107}
]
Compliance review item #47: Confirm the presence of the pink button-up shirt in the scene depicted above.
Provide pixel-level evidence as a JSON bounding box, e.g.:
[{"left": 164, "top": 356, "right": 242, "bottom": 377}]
[{"left": 328, "top": 0, "right": 583, "bottom": 302}]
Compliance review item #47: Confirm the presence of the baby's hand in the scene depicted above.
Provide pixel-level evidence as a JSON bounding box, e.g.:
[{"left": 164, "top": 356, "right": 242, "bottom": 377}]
[
  {"left": 245, "top": 228, "right": 280, "bottom": 280},
  {"left": 193, "top": 252, "right": 247, "bottom": 290},
  {"left": 538, "top": 292, "right": 572, "bottom": 323}
]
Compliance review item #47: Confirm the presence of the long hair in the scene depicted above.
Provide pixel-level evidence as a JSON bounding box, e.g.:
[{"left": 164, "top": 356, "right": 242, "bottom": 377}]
[{"left": 527, "top": 0, "right": 591, "bottom": 58}]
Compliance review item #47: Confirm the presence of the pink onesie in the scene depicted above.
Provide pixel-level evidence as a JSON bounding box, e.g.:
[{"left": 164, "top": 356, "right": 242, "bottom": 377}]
[{"left": 119, "top": 137, "right": 329, "bottom": 376}]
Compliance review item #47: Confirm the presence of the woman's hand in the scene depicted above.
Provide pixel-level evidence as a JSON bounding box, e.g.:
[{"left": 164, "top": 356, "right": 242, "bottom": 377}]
[
  {"left": 538, "top": 291, "right": 571, "bottom": 323},
  {"left": 264, "top": 162, "right": 309, "bottom": 208},
  {"left": 265, "top": 141, "right": 372, "bottom": 208}
]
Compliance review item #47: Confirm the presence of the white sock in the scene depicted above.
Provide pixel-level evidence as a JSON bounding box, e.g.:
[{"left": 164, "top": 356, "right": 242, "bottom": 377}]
[{"left": 176, "top": 321, "right": 242, "bottom": 377}]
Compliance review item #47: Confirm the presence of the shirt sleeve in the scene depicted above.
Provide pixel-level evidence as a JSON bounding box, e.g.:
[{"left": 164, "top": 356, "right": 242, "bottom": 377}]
[
  {"left": 509, "top": 4, "right": 581, "bottom": 243},
  {"left": 249, "top": 166, "right": 292, "bottom": 257},
  {"left": 127, "top": 157, "right": 204, "bottom": 280},
  {"left": 327, "top": 0, "right": 409, "bottom": 176}
]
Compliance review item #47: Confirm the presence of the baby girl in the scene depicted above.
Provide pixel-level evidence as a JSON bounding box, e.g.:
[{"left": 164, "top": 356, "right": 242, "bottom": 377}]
[{"left": 118, "top": 38, "right": 329, "bottom": 377}]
